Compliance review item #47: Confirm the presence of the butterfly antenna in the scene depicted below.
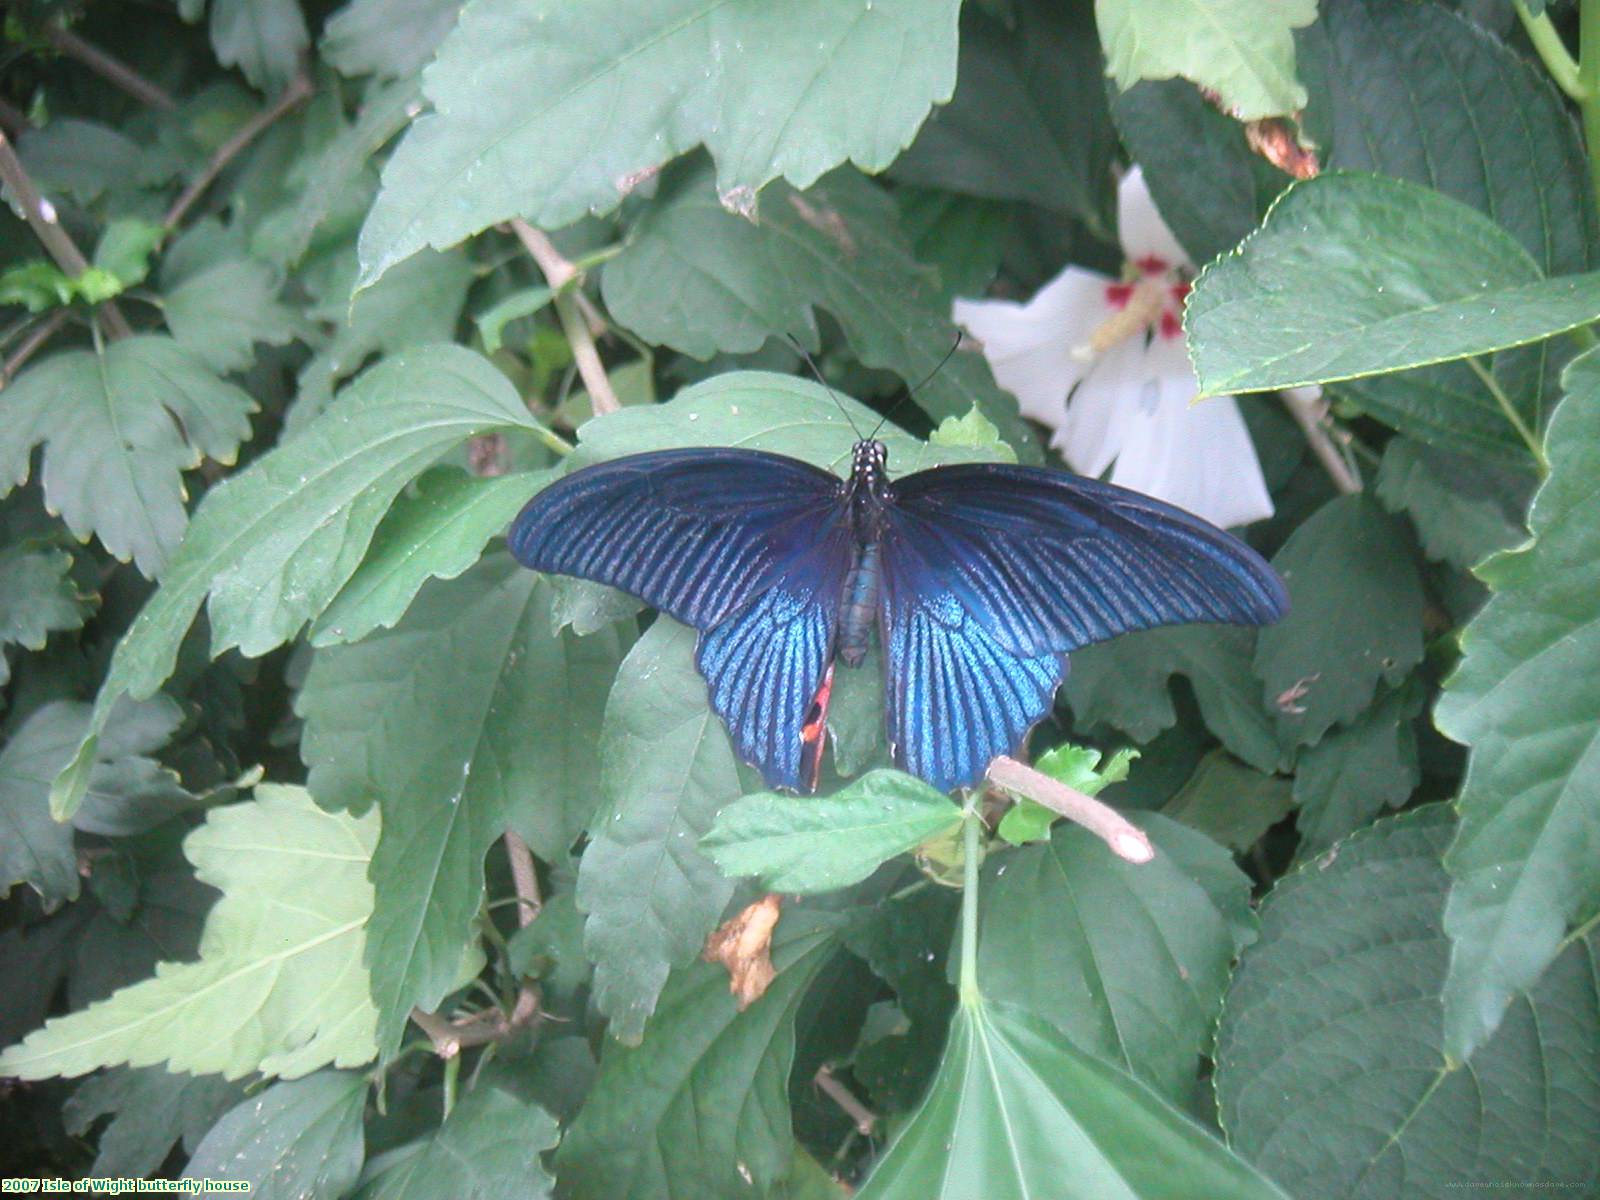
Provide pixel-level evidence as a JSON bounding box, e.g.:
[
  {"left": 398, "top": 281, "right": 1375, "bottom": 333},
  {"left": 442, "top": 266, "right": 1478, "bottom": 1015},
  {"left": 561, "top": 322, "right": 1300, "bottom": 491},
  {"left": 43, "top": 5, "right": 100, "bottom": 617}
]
[
  {"left": 868, "top": 331, "right": 964, "bottom": 440},
  {"left": 784, "top": 332, "right": 866, "bottom": 440}
]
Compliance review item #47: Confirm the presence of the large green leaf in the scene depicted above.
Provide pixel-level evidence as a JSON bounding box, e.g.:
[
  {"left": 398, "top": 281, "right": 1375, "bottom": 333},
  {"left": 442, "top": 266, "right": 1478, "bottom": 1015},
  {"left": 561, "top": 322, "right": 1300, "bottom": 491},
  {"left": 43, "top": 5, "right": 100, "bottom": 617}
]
[
  {"left": 557, "top": 912, "right": 842, "bottom": 1200},
  {"left": 601, "top": 167, "right": 1030, "bottom": 445},
  {"left": 300, "top": 555, "right": 624, "bottom": 1054},
  {"left": 181, "top": 1070, "right": 367, "bottom": 1199},
  {"left": 1161, "top": 751, "right": 1294, "bottom": 853},
  {"left": 0, "top": 336, "right": 256, "bottom": 577},
  {"left": 577, "top": 620, "right": 742, "bottom": 1044},
  {"left": 321, "top": 0, "right": 462, "bottom": 79},
  {"left": 198, "top": 0, "right": 309, "bottom": 92},
  {"left": 1215, "top": 807, "right": 1600, "bottom": 1197},
  {"left": 359, "top": 1082, "right": 557, "bottom": 1199},
  {"left": 0, "top": 785, "right": 378, "bottom": 1081},
  {"left": 1433, "top": 347, "right": 1600, "bottom": 1060},
  {"left": 703, "top": 770, "right": 961, "bottom": 894},
  {"left": 48, "top": 344, "right": 543, "bottom": 821},
  {"left": 162, "top": 256, "right": 299, "bottom": 374},
  {"left": 1373, "top": 440, "right": 1532, "bottom": 570},
  {"left": 1252, "top": 495, "right": 1425, "bottom": 749},
  {"left": 0, "top": 542, "right": 93, "bottom": 685},
  {"left": 64, "top": 1067, "right": 245, "bottom": 1178},
  {"left": 1096, "top": 0, "right": 1316, "bottom": 121},
  {"left": 1187, "top": 174, "right": 1600, "bottom": 397},
  {"left": 1292, "top": 678, "right": 1424, "bottom": 855},
  {"left": 977, "top": 815, "right": 1254, "bottom": 1103},
  {"left": 358, "top": 0, "right": 961, "bottom": 287},
  {"left": 855, "top": 996, "right": 1288, "bottom": 1199}
]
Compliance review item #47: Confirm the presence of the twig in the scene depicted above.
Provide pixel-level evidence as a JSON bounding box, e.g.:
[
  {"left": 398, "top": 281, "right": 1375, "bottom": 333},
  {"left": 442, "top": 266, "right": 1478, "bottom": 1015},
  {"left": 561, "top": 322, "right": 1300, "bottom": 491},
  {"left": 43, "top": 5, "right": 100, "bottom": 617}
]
[
  {"left": 1280, "top": 386, "right": 1361, "bottom": 494},
  {"left": 815, "top": 1066, "right": 877, "bottom": 1135},
  {"left": 2, "top": 310, "right": 70, "bottom": 386},
  {"left": 987, "top": 756, "right": 1154, "bottom": 864},
  {"left": 0, "top": 98, "right": 28, "bottom": 139},
  {"left": 508, "top": 218, "right": 621, "bottom": 415},
  {"left": 0, "top": 131, "right": 132, "bottom": 339},
  {"left": 163, "top": 69, "right": 313, "bottom": 230},
  {"left": 502, "top": 831, "right": 541, "bottom": 928},
  {"left": 46, "top": 22, "right": 177, "bottom": 111},
  {"left": 409, "top": 986, "right": 541, "bottom": 1060}
]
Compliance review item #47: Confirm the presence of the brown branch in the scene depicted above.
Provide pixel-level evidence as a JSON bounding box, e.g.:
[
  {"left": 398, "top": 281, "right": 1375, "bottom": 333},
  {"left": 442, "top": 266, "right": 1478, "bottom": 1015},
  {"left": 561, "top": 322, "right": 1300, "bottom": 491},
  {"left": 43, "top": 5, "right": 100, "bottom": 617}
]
[
  {"left": 987, "top": 756, "right": 1154, "bottom": 864},
  {"left": 0, "top": 98, "right": 28, "bottom": 140},
  {"left": 508, "top": 218, "right": 621, "bottom": 416},
  {"left": 409, "top": 986, "right": 541, "bottom": 1060},
  {"left": 1, "top": 310, "right": 70, "bottom": 387},
  {"left": 46, "top": 23, "right": 176, "bottom": 111},
  {"left": 163, "top": 69, "right": 313, "bottom": 230},
  {"left": 503, "top": 831, "right": 541, "bottom": 928},
  {"left": 815, "top": 1066, "right": 877, "bottom": 1135},
  {"left": 0, "top": 130, "right": 132, "bottom": 339},
  {"left": 1280, "top": 386, "right": 1361, "bottom": 495}
]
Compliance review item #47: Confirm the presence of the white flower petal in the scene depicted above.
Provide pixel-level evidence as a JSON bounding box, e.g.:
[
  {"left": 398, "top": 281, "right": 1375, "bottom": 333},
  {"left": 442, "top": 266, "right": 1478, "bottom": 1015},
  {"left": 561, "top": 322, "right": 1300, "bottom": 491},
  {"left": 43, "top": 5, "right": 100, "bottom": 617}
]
[
  {"left": 1054, "top": 333, "right": 1147, "bottom": 477},
  {"left": 953, "top": 266, "right": 1109, "bottom": 425},
  {"left": 1105, "top": 335, "right": 1274, "bottom": 528},
  {"left": 1117, "top": 166, "right": 1192, "bottom": 272}
]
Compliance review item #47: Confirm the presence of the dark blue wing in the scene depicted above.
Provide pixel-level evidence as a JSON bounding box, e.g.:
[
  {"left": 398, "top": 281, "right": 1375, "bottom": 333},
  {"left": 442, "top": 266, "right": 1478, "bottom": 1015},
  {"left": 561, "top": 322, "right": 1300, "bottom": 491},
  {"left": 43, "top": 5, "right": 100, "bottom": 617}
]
[
  {"left": 878, "top": 464, "right": 1286, "bottom": 791},
  {"left": 509, "top": 448, "right": 854, "bottom": 790}
]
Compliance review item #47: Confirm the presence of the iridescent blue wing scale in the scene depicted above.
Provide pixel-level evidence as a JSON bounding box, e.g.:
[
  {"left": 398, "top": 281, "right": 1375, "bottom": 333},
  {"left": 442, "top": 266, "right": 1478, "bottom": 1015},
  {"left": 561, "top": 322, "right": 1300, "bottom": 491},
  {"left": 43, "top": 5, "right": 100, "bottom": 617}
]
[
  {"left": 508, "top": 449, "right": 853, "bottom": 790},
  {"left": 879, "top": 463, "right": 1287, "bottom": 792}
]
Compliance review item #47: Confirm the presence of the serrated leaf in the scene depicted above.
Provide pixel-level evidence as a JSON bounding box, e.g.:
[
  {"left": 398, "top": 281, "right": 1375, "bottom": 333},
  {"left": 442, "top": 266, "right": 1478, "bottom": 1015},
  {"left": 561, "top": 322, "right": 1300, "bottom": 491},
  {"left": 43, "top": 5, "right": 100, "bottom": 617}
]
[
  {"left": 359, "top": 1083, "right": 557, "bottom": 1200},
  {"left": 1216, "top": 807, "right": 1600, "bottom": 1197},
  {"left": 1253, "top": 495, "right": 1425, "bottom": 748},
  {"left": 93, "top": 218, "right": 166, "bottom": 287},
  {"left": 1187, "top": 174, "right": 1600, "bottom": 399},
  {"left": 703, "top": 770, "right": 961, "bottom": 894},
  {"left": 357, "top": 0, "right": 961, "bottom": 287},
  {"left": 1374, "top": 438, "right": 1531, "bottom": 570},
  {"left": 601, "top": 166, "right": 1030, "bottom": 445},
  {"left": 201, "top": 0, "right": 309, "bottom": 92},
  {"left": 182, "top": 1070, "right": 366, "bottom": 1198},
  {"left": 15, "top": 119, "right": 142, "bottom": 205},
  {"left": 0, "top": 542, "right": 93, "bottom": 684},
  {"left": 1162, "top": 751, "right": 1294, "bottom": 853},
  {"left": 299, "top": 555, "right": 623, "bottom": 1054},
  {"left": 1097, "top": 0, "right": 1316, "bottom": 121},
  {"left": 1292, "top": 678, "right": 1424, "bottom": 855},
  {"left": 979, "top": 814, "right": 1254, "bottom": 1102},
  {"left": 0, "top": 785, "right": 378, "bottom": 1081},
  {"left": 997, "top": 743, "right": 1134, "bottom": 845},
  {"left": 310, "top": 467, "right": 545, "bottom": 645},
  {"left": 50, "top": 344, "right": 544, "bottom": 822},
  {"left": 557, "top": 912, "right": 842, "bottom": 1200},
  {"left": 321, "top": 0, "right": 462, "bottom": 79},
  {"left": 64, "top": 1067, "right": 247, "bottom": 1178},
  {"left": 855, "top": 996, "right": 1287, "bottom": 1199},
  {"left": 163, "top": 257, "right": 299, "bottom": 373},
  {"left": 0, "top": 336, "right": 256, "bottom": 577},
  {"left": 1434, "top": 347, "right": 1600, "bottom": 1060}
]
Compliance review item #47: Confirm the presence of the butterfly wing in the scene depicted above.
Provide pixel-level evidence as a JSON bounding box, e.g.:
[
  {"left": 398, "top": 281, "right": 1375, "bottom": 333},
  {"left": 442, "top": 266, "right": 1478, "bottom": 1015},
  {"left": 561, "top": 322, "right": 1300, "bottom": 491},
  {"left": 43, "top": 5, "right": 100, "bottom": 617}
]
[
  {"left": 509, "top": 448, "right": 854, "bottom": 790},
  {"left": 879, "top": 463, "right": 1286, "bottom": 791}
]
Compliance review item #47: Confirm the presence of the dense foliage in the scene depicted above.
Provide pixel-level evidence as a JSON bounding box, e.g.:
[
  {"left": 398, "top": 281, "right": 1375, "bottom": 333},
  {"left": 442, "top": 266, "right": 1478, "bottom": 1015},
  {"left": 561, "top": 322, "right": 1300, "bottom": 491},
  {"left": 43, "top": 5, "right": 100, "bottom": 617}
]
[{"left": 1, "top": 0, "right": 1597, "bottom": 1196}]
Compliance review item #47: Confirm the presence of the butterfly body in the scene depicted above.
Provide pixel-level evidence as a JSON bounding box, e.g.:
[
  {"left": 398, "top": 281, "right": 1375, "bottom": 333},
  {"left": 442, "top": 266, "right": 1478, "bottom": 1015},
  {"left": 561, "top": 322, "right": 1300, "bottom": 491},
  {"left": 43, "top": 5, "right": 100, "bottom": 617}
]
[{"left": 510, "top": 432, "right": 1286, "bottom": 795}]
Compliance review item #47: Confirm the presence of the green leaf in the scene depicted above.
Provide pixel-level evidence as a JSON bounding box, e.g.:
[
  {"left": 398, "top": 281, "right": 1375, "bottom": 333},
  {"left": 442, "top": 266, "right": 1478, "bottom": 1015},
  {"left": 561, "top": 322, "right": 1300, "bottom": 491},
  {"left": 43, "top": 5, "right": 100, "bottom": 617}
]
[
  {"left": 1292, "top": 677, "right": 1424, "bottom": 855},
  {"left": 163, "top": 257, "right": 299, "bottom": 374},
  {"left": 93, "top": 218, "right": 166, "bottom": 288},
  {"left": 997, "top": 743, "right": 1135, "bottom": 846},
  {"left": 299, "top": 556, "right": 624, "bottom": 1054},
  {"left": 0, "top": 336, "right": 257, "bottom": 577},
  {"left": 889, "top": 2, "right": 1115, "bottom": 233},
  {"left": 1162, "top": 751, "right": 1294, "bottom": 853},
  {"left": 703, "top": 770, "right": 962, "bottom": 894},
  {"left": 474, "top": 285, "right": 555, "bottom": 357},
  {"left": 49, "top": 344, "right": 542, "bottom": 822},
  {"left": 979, "top": 814, "right": 1254, "bottom": 1103},
  {"left": 182, "top": 1070, "right": 367, "bottom": 1199},
  {"left": 1434, "top": 346, "right": 1600, "bottom": 1060},
  {"left": 1216, "top": 807, "right": 1600, "bottom": 1196},
  {"left": 894, "top": 189, "right": 1011, "bottom": 302},
  {"left": 855, "top": 996, "right": 1288, "bottom": 1199},
  {"left": 63, "top": 1067, "right": 247, "bottom": 1178},
  {"left": 357, "top": 0, "right": 961, "bottom": 288},
  {"left": 1187, "top": 173, "right": 1600, "bottom": 397},
  {"left": 0, "top": 261, "right": 80, "bottom": 312},
  {"left": 928, "top": 405, "right": 1016, "bottom": 462},
  {"left": 200, "top": 0, "right": 309, "bottom": 92},
  {"left": 15, "top": 119, "right": 142, "bottom": 206},
  {"left": 360, "top": 1083, "right": 557, "bottom": 1199},
  {"left": 1374, "top": 439, "right": 1532, "bottom": 570},
  {"left": 576, "top": 620, "right": 742, "bottom": 1044},
  {"left": 311, "top": 467, "right": 545, "bottom": 646},
  {"left": 321, "top": 0, "right": 462, "bottom": 79},
  {"left": 0, "top": 542, "right": 94, "bottom": 683},
  {"left": 1096, "top": 0, "right": 1316, "bottom": 121},
  {"left": 1253, "top": 495, "right": 1425, "bottom": 748},
  {"left": 557, "top": 912, "right": 842, "bottom": 1200},
  {"left": 0, "top": 784, "right": 378, "bottom": 1081},
  {"left": 1066, "top": 626, "right": 1283, "bottom": 773},
  {"left": 601, "top": 167, "right": 1030, "bottom": 447}
]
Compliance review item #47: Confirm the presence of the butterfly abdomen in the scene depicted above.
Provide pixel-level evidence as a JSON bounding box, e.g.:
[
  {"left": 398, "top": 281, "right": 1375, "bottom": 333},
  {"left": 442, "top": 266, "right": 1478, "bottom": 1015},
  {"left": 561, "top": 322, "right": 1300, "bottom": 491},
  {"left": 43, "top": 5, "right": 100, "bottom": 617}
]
[{"left": 837, "top": 539, "right": 881, "bottom": 667}]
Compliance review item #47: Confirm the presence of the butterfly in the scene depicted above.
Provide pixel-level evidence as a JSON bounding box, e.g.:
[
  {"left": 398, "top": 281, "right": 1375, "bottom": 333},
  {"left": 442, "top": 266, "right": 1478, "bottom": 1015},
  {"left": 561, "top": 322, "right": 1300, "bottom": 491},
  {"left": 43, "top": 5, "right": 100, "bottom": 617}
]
[{"left": 509, "top": 435, "right": 1287, "bottom": 794}]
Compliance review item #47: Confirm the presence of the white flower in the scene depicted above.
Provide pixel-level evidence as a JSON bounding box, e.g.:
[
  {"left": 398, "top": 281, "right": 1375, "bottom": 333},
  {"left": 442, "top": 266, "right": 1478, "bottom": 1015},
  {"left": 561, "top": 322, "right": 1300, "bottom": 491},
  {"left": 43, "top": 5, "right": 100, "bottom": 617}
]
[{"left": 953, "top": 167, "right": 1273, "bottom": 529}]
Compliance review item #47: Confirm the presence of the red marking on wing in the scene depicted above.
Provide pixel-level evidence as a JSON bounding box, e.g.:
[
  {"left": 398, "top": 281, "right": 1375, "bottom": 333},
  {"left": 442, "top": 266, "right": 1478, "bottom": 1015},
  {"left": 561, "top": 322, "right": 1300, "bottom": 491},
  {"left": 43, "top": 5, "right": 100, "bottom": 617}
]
[{"left": 799, "top": 662, "right": 836, "bottom": 793}]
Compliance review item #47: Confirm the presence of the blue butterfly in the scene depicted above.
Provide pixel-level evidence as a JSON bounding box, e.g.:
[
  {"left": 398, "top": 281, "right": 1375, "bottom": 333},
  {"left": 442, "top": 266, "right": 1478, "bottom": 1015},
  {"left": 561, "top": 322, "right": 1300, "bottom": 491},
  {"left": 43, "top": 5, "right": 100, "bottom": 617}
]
[{"left": 509, "top": 436, "right": 1286, "bottom": 794}]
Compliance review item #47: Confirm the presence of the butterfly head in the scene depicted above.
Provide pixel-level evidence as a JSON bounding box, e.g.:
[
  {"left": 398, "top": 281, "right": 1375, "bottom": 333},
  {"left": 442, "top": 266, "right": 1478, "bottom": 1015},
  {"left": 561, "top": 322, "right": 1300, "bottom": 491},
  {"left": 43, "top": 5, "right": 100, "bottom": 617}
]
[{"left": 850, "top": 439, "right": 891, "bottom": 502}]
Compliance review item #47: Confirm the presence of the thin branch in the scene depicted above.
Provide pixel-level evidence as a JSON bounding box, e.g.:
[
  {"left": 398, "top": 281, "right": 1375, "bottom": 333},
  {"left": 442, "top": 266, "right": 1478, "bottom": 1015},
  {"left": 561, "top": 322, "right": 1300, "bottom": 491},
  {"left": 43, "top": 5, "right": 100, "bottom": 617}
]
[
  {"left": 409, "top": 987, "right": 541, "bottom": 1060},
  {"left": 508, "top": 218, "right": 621, "bottom": 416},
  {"left": 2, "top": 310, "right": 70, "bottom": 386},
  {"left": 0, "top": 130, "right": 132, "bottom": 339},
  {"left": 1515, "top": 0, "right": 1585, "bottom": 100},
  {"left": 163, "top": 69, "right": 313, "bottom": 230},
  {"left": 46, "top": 22, "right": 177, "bottom": 111},
  {"left": 815, "top": 1066, "right": 877, "bottom": 1135},
  {"left": 1280, "top": 386, "right": 1361, "bottom": 494},
  {"left": 987, "top": 756, "right": 1154, "bottom": 864},
  {"left": 503, "top": 831, "right": 541, "bottom": 928},
  {"left": 0, "top": 98, "right": 28, "bottom": 140}
]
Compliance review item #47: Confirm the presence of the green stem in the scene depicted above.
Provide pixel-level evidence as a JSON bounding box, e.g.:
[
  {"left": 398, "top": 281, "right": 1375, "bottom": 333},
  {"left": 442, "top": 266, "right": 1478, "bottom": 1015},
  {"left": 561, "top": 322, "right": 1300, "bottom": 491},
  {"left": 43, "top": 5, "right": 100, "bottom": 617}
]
[
  {"left": 1583, "top": 0, "right": 1600, "bottom": 221},
  {"left": 1464, "top": 356, "right": 1549, "bottom": 475},
  {"left": 958, "top": 803, "right": 982, "bottom": 1007},
  {"left": 1517, "top": 1, "right": 1585, "bottom": 99},
  {"left": 441, "top": 1052, "right": 461, "bottom": 1119}
]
